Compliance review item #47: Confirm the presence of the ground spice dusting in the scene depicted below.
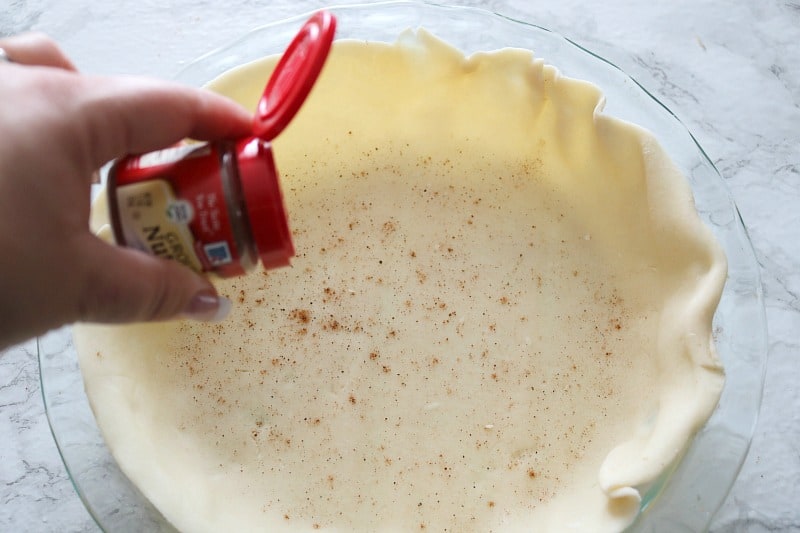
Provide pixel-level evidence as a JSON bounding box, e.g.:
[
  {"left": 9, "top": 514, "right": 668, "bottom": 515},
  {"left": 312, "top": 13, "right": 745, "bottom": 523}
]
[
  {"left": 150, "top": 113, "right": 652, "bottom": 533},
  {"left": 69, "top": 28, "right": 731, "bottom": 533},
  {"left": 290, "top": 308, "right": 311, "bottom": 324}
]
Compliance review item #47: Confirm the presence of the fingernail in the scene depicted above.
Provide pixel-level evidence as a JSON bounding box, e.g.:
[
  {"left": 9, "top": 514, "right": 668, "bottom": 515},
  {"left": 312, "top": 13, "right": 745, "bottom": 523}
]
[
  {"left": 95, "top": 223, "right": 114, "bottom": 244},
  {"left": 182, "top": 291, "right": 231, "bottom": 322}
]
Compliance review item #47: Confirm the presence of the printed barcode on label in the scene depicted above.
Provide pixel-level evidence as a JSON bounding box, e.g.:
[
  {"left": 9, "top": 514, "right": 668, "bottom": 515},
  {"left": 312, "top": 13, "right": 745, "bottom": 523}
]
[{"left": 204, "top": 241, "right": 232, "bottom": 266}]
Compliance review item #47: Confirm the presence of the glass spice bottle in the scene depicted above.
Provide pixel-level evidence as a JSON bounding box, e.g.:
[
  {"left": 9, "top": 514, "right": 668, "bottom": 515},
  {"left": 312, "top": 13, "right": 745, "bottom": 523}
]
[{"left": 106, "top": 10, "right": 336, "bottom": 277}]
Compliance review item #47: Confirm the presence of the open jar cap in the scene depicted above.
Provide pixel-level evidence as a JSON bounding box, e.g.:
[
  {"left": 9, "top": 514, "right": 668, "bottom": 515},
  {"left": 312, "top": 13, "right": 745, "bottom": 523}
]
[
  {"left": 243, "top": 10, "right": 336, "bottom": 270},
  {"left": 253, "top": 10, "right": 337, "bottom": 140},
  {"left": 236, "top": 138, "right": 295, "bottom": 270}
]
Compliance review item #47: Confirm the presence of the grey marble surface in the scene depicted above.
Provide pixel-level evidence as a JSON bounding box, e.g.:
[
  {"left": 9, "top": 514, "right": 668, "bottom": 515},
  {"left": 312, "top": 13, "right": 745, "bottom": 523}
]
[{"left": 1, "top": 0, "right": 798, "bottom": 531}]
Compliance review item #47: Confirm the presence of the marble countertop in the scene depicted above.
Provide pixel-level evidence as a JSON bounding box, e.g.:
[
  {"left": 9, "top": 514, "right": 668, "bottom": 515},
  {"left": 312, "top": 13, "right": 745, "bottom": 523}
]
[{"left": 1, "top": 0, "right": 797, "bottom": 531}]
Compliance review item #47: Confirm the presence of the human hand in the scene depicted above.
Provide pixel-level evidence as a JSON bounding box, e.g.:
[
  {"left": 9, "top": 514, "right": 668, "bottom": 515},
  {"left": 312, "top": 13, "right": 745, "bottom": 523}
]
[{"left": 0, "top": 33, "right": 252, "bottom": 350}]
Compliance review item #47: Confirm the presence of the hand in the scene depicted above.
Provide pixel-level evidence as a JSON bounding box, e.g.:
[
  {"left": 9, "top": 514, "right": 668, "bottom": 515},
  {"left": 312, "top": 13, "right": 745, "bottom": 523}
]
[{"left": 0, "top": 33, "right": 252, "bottom": 350}]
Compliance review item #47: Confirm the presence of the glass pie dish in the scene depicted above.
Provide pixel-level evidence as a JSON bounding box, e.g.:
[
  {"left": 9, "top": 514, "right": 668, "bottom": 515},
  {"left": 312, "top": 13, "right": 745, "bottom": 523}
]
[{"left": 38, "top": 2, "right": 767, "bottom": 531}]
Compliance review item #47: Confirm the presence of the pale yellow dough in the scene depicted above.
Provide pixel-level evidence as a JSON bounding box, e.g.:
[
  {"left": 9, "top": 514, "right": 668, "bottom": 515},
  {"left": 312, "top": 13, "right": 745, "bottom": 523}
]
[{"left": 76, "top": 31, "right": 726, "bottom": 533}]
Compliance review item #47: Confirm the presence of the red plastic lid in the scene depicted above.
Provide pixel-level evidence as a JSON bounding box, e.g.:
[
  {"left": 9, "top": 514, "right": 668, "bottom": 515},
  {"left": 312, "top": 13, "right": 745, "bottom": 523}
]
[
  {"left": 236, "top": 138, "right": 295, "bottom": 269},
  {"left": 253, "top": 10, "right": 336, "bottom": 140}
]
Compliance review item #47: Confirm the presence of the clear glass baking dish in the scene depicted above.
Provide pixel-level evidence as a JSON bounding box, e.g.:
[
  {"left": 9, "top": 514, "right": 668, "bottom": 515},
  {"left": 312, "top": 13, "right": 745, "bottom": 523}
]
[{"left": 38, "top": 2, "right": 767, "bottom": 531}]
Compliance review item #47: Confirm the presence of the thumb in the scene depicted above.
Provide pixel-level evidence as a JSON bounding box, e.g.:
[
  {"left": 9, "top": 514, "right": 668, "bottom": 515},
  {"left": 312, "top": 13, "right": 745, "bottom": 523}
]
[{"left": 75, "top": 235, "right": 231, "bottom": 324}]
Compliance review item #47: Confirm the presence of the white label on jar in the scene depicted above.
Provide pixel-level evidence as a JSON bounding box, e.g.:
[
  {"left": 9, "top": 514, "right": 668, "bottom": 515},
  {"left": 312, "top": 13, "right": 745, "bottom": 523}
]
[
  {"left": 116, "top": 179, "right": 203, "bottom": 272},
  {"left": 136, "top": 143, "right": 211, "bottom": 169}
]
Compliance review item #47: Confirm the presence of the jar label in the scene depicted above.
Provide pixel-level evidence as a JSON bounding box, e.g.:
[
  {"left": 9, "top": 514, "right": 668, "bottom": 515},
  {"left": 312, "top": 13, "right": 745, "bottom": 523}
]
[
  {"left": 137, "top": 144, "right": 211, "bottom": 169},
  {"left": 115, "top": 179, "right": 204, "bottom": 272}
]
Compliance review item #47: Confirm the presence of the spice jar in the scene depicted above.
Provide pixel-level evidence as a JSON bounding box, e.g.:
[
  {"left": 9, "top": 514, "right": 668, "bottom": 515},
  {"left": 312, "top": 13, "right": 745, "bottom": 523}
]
[{"left": 106, "top": 11, "right": 336, "bottom": 277}]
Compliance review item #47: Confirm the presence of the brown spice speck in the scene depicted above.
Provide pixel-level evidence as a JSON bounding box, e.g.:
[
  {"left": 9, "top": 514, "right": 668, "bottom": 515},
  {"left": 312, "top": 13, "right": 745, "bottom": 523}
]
[
  {"left": 290, "top": 309, "right": 311, "bottom": 324},
  {"left": 349, "top": 394, "right": 357, "bottom": 404},
  {"left": 323, "top": 318, "right": 341, "bottom": 331}
]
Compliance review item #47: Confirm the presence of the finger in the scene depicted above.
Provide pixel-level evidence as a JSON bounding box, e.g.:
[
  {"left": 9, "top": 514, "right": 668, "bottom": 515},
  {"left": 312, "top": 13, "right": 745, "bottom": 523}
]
[
  {"left": 0, "top": 32, "right": 77, "bottom": 71},
  {"left": 76, "top": 76, "right": 253, "bottom": 166},
  {"left": 74, "top": 235, "right": 231, "bottom": 324}
]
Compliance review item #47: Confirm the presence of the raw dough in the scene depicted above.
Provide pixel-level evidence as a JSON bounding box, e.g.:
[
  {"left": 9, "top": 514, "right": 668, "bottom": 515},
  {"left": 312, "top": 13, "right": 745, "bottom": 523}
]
[{"left": 76, "top": 30, "right": 726, "bottom": 533}]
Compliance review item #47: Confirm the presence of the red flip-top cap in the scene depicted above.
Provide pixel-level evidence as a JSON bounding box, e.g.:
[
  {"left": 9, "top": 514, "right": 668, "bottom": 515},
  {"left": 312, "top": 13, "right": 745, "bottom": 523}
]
[
  {"left": 253, "top": 10, "right": 336, "bottom": 140},
  {"left": 236, "top": 138, "right": 295, "bottom": 269},
  {"left": 240, "top": 10, "right": 336, "bottom": 270}
]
